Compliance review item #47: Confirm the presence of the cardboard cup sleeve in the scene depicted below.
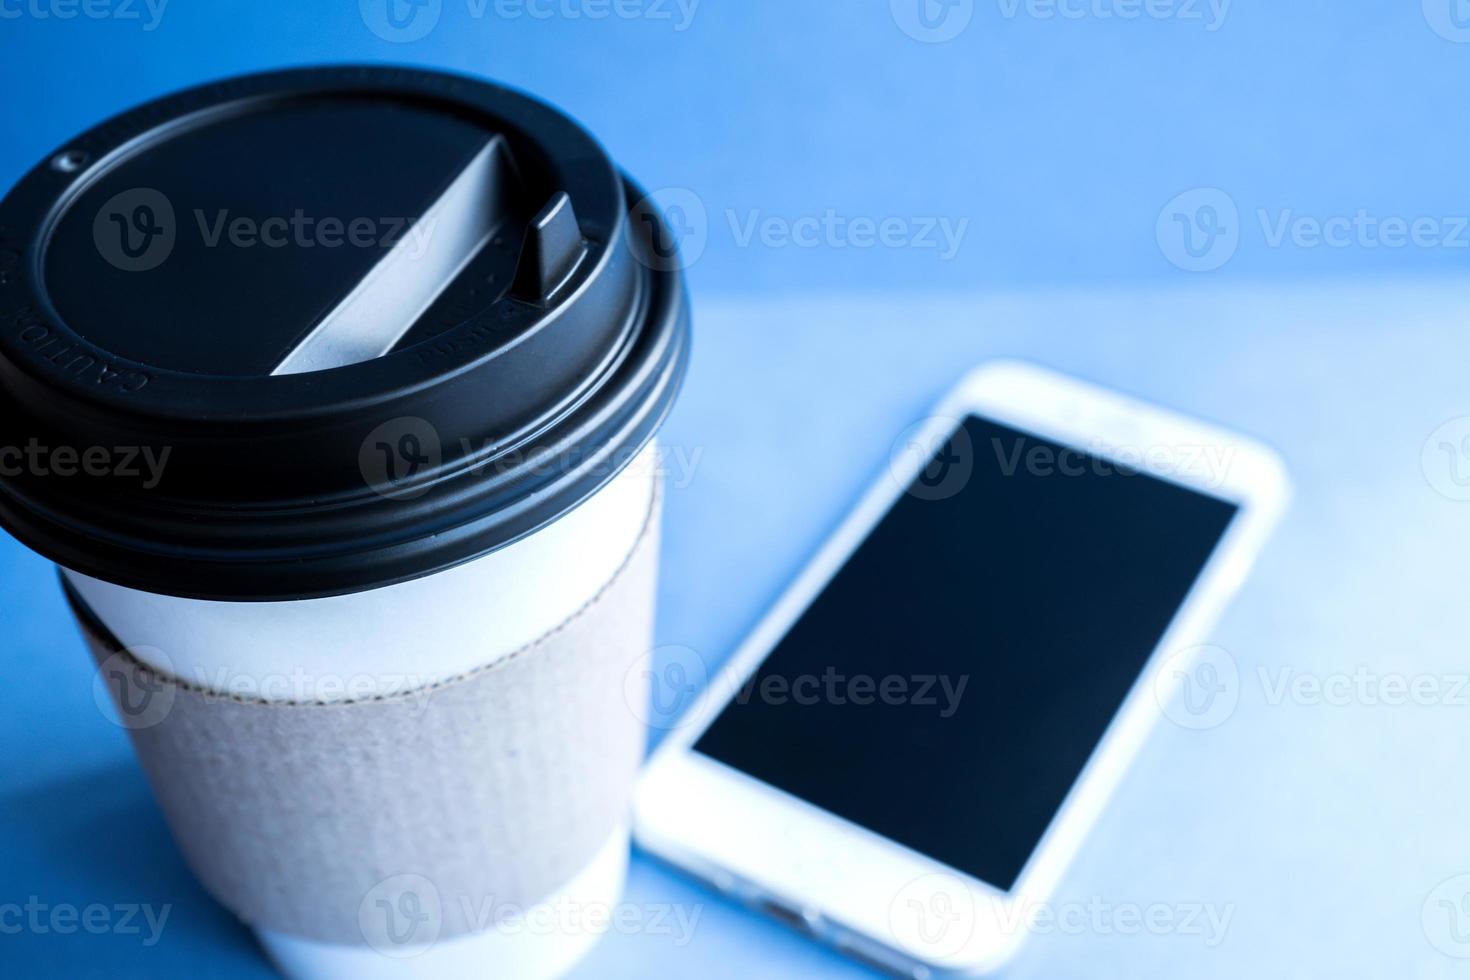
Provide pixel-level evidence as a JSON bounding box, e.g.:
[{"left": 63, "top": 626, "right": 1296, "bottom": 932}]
[{"left": 73, "top": 491, "right": 661, "bottom": 945}]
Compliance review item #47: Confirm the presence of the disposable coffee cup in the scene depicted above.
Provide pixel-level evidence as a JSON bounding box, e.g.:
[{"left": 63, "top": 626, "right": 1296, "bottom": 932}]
[{"left": 0, "top": 67, "right": 690, "bottom": 979}]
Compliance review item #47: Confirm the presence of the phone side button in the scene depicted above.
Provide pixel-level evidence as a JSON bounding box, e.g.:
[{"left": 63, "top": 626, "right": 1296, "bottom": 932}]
[{"left": 756, "top": 896, "right": 822, "bottom": 937}]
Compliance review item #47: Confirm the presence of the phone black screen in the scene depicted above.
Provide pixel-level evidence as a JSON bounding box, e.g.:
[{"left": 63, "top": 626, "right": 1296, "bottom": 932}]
[{"left": 694, "top": 415, "right": 1238, "bottom": 891}]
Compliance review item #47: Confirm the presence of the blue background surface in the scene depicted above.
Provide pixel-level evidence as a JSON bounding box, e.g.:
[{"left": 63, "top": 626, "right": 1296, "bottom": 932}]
[
  {"left": 6, "top": 1, "right": 1470, "bottom": 293},
  {"left": 4, "top": 3, "right": 1470, "bottom": 977}
]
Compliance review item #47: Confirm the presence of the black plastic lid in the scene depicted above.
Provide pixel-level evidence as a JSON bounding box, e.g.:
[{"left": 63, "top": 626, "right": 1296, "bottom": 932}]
[{"left": 0, "top": 66, "right": 690, "bottom": 601}]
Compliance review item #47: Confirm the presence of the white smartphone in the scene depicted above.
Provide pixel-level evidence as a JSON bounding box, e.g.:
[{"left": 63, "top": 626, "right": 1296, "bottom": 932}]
[{"left": 634, "top": 360, "right": 1289, "bottom": 976}]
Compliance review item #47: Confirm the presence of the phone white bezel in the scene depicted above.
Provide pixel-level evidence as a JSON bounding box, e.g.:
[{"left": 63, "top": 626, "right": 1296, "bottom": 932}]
[{"left": 634, "top": 359, "right": 1289, "bottom": 976}]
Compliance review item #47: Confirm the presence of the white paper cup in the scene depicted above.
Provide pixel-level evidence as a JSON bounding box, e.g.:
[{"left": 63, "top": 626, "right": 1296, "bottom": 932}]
[
  {"left": 0, "top": 67, "right": 691, "bottom": 980},
  {"left": 70, "top": 444, "right": 657, "bottom": 979}
]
